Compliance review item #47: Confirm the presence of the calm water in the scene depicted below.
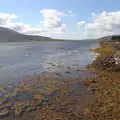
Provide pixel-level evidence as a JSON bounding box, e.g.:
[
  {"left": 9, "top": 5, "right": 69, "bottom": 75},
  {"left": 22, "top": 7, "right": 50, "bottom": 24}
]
[{"left": 0, "top": 41, "right": 99, "bottom": 83}]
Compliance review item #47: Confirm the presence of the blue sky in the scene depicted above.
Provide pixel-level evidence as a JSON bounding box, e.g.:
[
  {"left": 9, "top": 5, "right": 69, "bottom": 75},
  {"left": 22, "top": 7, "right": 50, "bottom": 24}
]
[{"left": 0, "top": 0, "right": 120, "bottom": 39}]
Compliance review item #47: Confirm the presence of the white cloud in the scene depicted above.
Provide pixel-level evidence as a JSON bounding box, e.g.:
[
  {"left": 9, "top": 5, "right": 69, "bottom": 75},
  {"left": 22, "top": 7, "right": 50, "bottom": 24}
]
[
  {"left": 83, "top": 11, "right": 120, "bottom": 38},
  {"left": 2, "top": 11, "right": 120, "bottom": 39},
  {"left": 0, "top": 13, "right": 18, "bottom": 25},
  {"left": 22, "top": 27, "right": 46, "bottom": 35},
  {"left": 40, "top": 9, "right": 66, "bottom": 34},
  {"left": 0, "top": 13, "right": 29, "bottom": 33},
  {"left": 67, "top": 10, "right": 75, "bottom": 16},
  {"left": 77, "top": 21, "right": 86, "bottom": 27},
  {"left": 0, "top": 9, "right": 68, "bottom": 38}
]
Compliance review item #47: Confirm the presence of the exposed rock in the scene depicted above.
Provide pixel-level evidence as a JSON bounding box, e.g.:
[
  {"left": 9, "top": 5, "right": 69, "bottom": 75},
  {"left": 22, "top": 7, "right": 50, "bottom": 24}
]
[
  {"left": 0, "top": 108, "right": 9, "bottom": 118},
  {"left": 31, "top": 106, "right": 37, "bottom": 111},
  {"left": 0, "top": 98, "right": 7, "bottom": 105},
  {"left": 65, "top": 71, "right": 71, "bottom": 74},
  {"left": 33, "top": 94, "right": 43, "bottom": 101},
  {"left": 0, "top": 103, "right": 12, "bottom": 110},
  {"left": 113, "top": 51, "right": 120, "bottom": 64},
  {"left": 97, "top": 51, "right": 120, "bottom": 70},
  {"left": 26, "top": 107, "right": 33, "bottom": 112},
  {"left": 15, "top": 107, "right": 24, "bottom": 117}
]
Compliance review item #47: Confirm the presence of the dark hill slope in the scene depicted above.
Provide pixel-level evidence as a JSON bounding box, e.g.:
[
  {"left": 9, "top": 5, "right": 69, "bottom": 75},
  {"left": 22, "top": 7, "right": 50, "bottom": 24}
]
[{"left": 0, "top": 27, "right": 51, "bottom": 42}]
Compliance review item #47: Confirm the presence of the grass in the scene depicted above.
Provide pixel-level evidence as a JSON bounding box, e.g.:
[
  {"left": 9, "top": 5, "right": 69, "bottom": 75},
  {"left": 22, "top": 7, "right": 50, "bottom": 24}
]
[
  {"left": 84, "top": 72, "right": 120, "bottom": 120},
  {"left": 90, "top": 42, "right": 115, "bottom": 55},
  {"left": 0, "top": 98, "right": 6, "bottom": 103},
  {"left": 84, "top": 41, "right": 120, "bottom": 120},
  {"left": 89, "top": 41, "right": 117, "bottom": 72}
]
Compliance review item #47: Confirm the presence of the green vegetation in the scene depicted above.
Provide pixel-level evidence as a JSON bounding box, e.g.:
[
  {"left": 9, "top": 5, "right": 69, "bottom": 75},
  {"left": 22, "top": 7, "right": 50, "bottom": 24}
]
[
  {"left": 0, "top": 98, "right": 6, "bottom": 104},
  {"left": 90, "top": 41, "right": 115, "bottom": 54},
  {"left": 84, "top": 42, "right": 120, "bottom": 120}
]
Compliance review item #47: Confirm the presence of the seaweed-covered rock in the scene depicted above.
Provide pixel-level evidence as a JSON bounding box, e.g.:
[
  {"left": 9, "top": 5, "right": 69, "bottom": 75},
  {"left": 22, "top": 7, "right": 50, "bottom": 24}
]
[
  {"left": 33, "top": 94, "right": 43, "bottom": 104},
  {"left": 15, "top": 107, "right": 24, "bottom": 117},
  {"left": 113, "top": 51, "right": 120, "bottom": 64},
  {"left": 0, "top": 108, "right": 9, "bottom": 118},
  {"left": 0, "top": 103, "right": 12, "bottom": 110},
  {"left": 0, "top": 98, "right": 7, "bottom": 105},
  {"left": 31, "top": 106, "right": 37, "bottom": 111},
  {"left": 26, "top": 107, "right": 33, "bottom": 112},
  {"left": 97, "top": 51, "right": 120, "bottom": 70}
]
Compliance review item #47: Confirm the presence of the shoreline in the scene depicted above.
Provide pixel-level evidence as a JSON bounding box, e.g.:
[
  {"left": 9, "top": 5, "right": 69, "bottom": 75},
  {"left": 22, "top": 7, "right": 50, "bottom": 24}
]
[
  {"left": 31, "top": 41, "right": 120, "bottom": 120},
  {"left": 83, "top": 41, "right": 120, "bottom": 120}
]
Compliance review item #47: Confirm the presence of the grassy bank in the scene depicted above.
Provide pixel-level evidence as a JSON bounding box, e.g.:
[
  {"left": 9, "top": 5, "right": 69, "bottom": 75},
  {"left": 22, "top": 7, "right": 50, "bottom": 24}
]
[{"left": 84, "top": 41, "right": 120, "bottom": 120}]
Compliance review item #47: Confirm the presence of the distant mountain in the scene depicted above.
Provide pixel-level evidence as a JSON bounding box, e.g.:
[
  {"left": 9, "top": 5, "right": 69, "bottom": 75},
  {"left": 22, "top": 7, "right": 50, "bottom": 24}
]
[
  {"left": 99, "top": 35, "right": 120, "bottom": 41},
  {"left": 0, "top": 27, "right": 52, "bottom": 42}
]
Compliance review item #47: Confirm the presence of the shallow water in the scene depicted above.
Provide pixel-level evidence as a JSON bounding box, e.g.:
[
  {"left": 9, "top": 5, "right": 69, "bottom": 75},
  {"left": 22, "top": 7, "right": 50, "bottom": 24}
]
[
  {"left": 0, "top": 41, "right": 99, "bottom": 83},
  {"left": 0, "top": 41, "right": 100, "bottom": 120}
]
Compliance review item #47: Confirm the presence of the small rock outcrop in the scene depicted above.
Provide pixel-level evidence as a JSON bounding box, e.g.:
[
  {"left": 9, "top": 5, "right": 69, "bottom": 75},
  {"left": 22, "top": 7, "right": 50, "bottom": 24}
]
[
  {"left": 0, "top": 108, "right": 9, "bottom": 118},
  {"left": 99, "top": 51, "right": 120, "bottom": 70}
]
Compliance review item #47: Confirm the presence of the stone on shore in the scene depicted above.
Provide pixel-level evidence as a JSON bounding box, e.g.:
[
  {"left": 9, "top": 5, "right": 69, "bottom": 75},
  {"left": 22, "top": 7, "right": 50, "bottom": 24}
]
[
  {"left": 0, "top": 108, "right": 9, "bottom": 118},
  {"left": 96, "top": 51, "right": 120, "bottom": 70}
]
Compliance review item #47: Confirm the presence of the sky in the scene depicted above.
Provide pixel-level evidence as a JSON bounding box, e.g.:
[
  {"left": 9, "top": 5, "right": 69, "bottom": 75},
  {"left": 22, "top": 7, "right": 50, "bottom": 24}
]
[{"left": 0, "top": 0, "right": 120, "bottom": 39}]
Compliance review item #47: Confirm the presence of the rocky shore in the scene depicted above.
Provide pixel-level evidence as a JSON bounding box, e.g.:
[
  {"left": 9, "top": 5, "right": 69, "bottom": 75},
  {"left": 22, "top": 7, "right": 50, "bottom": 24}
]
[
  {"left": 32, "top": 40, "right": 120, "bottom": 120},
  {"left": 83, "top": 40, "right": 120, "bottom": 120}
]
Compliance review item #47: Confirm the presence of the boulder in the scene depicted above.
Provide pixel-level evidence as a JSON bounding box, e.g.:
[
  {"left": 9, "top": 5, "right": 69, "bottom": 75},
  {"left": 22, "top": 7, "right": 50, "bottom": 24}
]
[
  {"left": 26, "top": 107, "right": 33, "bottom": 112},
  {"left": 0, "top": 98, "right": 7, "bottom": 105},
  {"left": 98, "top": 51, "right": 120, "bottom": 70},
  {"left": 0, "top": 108, "right": 9, "bottom": 118},
  {"left": 15, "top": 107, "right": 24, "bottom": 117}
]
